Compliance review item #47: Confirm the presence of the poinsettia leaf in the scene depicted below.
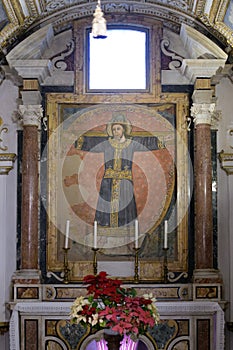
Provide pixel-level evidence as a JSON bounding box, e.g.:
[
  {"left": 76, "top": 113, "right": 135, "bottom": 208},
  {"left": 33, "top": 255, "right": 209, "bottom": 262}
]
[{"left": 70, "top": 271, "right": 160, "bottom": 338}]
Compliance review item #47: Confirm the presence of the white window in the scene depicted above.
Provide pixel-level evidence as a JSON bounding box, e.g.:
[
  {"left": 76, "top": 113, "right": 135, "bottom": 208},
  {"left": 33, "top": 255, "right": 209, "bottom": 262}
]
[{"left": 87, "top": 27, "right": 148, "bottom": 91}]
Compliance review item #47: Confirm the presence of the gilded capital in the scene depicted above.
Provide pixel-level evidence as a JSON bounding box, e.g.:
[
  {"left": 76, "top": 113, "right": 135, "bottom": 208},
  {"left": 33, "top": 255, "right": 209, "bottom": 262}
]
[{"left": 18, "top": 105, "right": 43, "bottom": 127}]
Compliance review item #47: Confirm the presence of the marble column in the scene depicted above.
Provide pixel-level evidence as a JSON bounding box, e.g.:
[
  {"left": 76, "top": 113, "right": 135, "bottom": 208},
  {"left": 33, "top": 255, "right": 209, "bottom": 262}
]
[
  {"left": 190, "top": 90, "right": 222, "bottom": 302},
  {"left": 191, "top": 87, "right": 222, "bottom": 297},
  {"left": 18, "top": 104, "right": 43, "bottom": 271},
  {"left": 191, "top": 94, "right": 215, "bottom": 270}
]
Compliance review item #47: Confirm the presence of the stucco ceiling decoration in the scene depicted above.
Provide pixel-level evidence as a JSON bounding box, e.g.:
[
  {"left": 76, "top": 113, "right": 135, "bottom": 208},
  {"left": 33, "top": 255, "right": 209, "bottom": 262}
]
[{"left": 0, "top": 0, "right": 233, "bottom": 59}]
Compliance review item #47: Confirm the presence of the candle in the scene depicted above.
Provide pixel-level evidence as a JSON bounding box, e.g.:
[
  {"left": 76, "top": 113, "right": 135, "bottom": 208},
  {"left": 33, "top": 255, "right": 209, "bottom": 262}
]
[
  {"left": 164, "top": 220, "right": 168, "bottom": 249},
  {"left": 64, "top": 220, "right": 70, "bottom": 249},
  {"left": 94, "top": 220, "right": 97, "bottom": 248},
  {"left": 135, "top": 218, "right": 139, "bottom": 249}
]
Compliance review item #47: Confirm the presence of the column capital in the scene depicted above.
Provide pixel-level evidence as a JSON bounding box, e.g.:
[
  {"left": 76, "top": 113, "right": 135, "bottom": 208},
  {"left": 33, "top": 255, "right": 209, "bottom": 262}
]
[
  {"left": 18, "top": 105, "right": 43, "bottom": 127},
  {"left": 191, "top": 88, "right": 222, "bottom": 128},
  {"left": 191, "top": 102, "right": 216, "bottom": 126}
]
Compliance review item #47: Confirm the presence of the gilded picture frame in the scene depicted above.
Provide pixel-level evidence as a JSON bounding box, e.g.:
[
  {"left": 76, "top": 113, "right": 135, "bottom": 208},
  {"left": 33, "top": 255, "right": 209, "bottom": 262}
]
[{"left": 45, "top": 94, "right": 190, "bottom": 282}]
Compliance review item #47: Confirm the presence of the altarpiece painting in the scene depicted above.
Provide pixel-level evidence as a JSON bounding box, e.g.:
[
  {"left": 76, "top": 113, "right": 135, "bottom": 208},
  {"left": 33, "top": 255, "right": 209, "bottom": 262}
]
[{"left": 45, "top": 100, "right": 190, "bottom": 282}]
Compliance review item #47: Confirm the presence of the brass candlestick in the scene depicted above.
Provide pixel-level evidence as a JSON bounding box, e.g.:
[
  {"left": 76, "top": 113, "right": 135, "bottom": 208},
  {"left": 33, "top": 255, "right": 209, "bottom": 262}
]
[
  {"left": 163, "top": 247, "right": 169, "bottom": 283},
  {"left": 92, "top": 248, "right": 99, "bottom": 275},
  {"left": 63, "top": 247, "right": 70, "bottom": 284},
  {"left": 134, "top": 248, "right": 140, "bottom": 283}
]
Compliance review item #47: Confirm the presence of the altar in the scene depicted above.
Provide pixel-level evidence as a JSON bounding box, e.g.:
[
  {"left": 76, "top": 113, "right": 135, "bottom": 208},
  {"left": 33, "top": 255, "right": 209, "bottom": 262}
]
[{"left": 10, "top": 297, "right": 224, "bottom": 350}]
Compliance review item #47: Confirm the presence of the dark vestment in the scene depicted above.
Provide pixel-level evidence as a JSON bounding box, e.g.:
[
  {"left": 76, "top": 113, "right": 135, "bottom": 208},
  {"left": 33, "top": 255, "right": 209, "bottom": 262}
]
[{"left": 77, "top": 135, "right": 160, "bottom": 227}]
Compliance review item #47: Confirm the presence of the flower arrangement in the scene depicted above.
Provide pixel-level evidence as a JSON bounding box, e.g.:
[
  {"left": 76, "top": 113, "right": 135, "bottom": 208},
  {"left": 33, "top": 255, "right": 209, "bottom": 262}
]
[{"left": 70, "top": 271, "right": 160, "bottom": 339}]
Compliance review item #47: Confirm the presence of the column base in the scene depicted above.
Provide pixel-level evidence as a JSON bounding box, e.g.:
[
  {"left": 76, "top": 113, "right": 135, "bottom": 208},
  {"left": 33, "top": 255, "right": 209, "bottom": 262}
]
[
  {"left": 193, "top": 269, "right": 223, "bottom": 301},
  {"left": 12, "top": 269, "right": 42, "bottom": 302}
]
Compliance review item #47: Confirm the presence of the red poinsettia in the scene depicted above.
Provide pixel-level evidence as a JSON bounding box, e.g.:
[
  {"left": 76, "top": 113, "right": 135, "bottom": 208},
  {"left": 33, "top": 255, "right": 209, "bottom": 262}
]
[{"left": 70, "top": 271, "right": 160, "bottom": 339}]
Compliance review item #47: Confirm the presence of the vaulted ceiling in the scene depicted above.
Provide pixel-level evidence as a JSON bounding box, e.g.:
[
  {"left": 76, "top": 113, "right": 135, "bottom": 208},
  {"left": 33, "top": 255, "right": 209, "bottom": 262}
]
[{"left": 1, "top": 0, "right": 233, "bottom": 63}]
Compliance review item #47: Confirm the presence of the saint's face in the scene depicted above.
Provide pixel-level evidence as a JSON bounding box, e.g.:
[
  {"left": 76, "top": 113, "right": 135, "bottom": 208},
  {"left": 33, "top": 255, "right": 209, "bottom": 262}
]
[{"left": 112, "top": 124, "right": 124, "bottom": 140}]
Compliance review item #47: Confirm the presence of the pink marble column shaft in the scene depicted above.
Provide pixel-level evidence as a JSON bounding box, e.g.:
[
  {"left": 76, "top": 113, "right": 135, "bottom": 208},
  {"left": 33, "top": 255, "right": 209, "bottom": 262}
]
[
  {"left": 194, "top": 123, "right": 213, "bottom": 269},
  {"left": 21, "top": 125, "right": 39, "bottom": 269}
]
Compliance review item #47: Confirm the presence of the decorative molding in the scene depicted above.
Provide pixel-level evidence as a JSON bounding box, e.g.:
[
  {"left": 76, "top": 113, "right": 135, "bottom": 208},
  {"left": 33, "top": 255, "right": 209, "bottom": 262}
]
[
  {"left": 193, "top": 283, "right": 222, "bottom": 301},
  {"left": 0, "top": 116, "right": 17, "bottom": 174},
  {"left": 0, "top": 153, "right": 17, "bottom": 174},
  {"left": 0, "top": 117, "right": 8, "bottom": 151},
  {"left": 180, "top": 59, "right": 227, "bottom": 83},
  {"left": 218, "top": 150, "right": 233, "bottom": 175},
  {"left": 46, "top": 271, "right": 64, "bottom": 283},
  {"left": 7, "top": 59, "right": 52, "bottom": 83},
  {"left": 208, "top": 0, "right": 228, "bottom": 23},
  {"left": 167, "top": 271, "right": 188, "bottom": 282},
  {"left": 229, "top": 128, "right": 233, "bottom": 148},
  {"left": 214, "top": 22, "right": 233, "bottom": 49},
  {"left": 41, "top": 284, "right": 193, "bottom": 301},
  {"left": 160, "top": 38, "right": 183, "bottom": 69},
  {"left": 51, "top": 39, "right": 75, "bottom": 71},
  {"left": 3, "top": 0, "right": 24, "bottom": 24}
]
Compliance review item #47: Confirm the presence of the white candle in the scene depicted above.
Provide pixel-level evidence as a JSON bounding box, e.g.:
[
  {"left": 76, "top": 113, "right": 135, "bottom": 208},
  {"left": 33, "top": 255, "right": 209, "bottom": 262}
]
[
  {"left": 64, "top": 220, "right": 70, "bottom": 248},
  {"left": 94, "top": 220, "right": 97, "bottom": 248},
  {"left": 164, "top": 220, "right": 168, "bottom": 249},
  {"left": 135, "top": 219, "right": 139, "bottom": 249}
]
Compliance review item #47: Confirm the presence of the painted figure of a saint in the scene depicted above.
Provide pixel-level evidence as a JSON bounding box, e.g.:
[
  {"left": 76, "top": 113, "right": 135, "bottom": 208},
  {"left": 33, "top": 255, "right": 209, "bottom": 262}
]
[{"left": 73, "top": 114, "right": 165, "bottom": 229}]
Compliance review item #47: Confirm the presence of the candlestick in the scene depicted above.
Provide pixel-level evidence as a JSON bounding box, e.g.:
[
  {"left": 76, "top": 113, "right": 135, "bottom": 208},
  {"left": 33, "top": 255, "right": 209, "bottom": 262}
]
[
  {"left": 92, "top": 248, "right": 99, "bottom": 275},
  {"left": 135, "top": 218, "right": 139, "bottom": 249},
  {"left": 94, "top": 220, "right": 97, "bottom": 249},
  {"left": 164, "top": 220, "right": 168, "bottom": 249},
  {"left": 163, "top": 247, "right": 169, "bottom": 283},
  {"left": 134, "top": 247, "right": 140, "bottom": 283},
  {"left": 63, "top": 247, "right": 70, "bottom": 284},
  {"left": 64, "top": 220, "right": 70, "bottom": 249}
]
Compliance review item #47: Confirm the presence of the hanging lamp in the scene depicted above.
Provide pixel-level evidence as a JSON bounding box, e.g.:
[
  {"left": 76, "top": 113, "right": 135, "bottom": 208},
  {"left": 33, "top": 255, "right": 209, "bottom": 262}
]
[{"left": 92, "top": 0, "right": 107, "bottom": 38}]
